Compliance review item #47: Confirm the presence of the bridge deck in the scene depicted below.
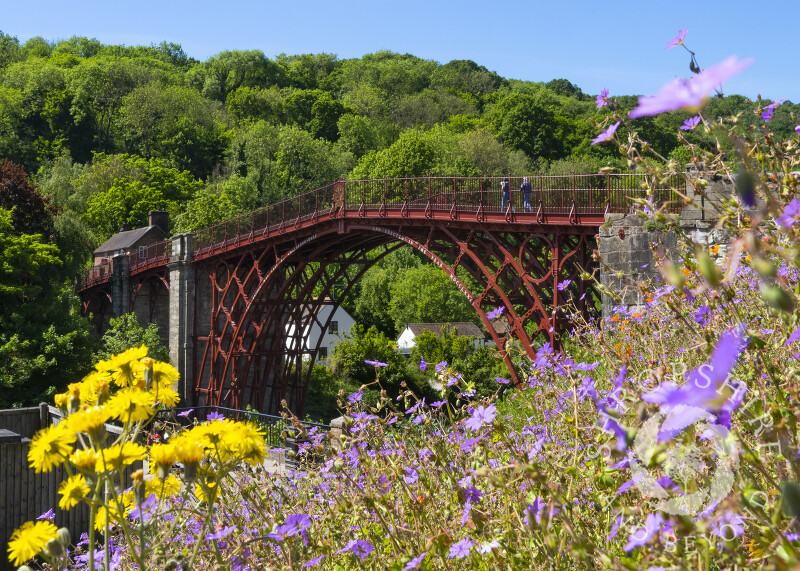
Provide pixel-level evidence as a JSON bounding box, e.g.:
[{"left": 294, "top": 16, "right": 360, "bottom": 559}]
[{"left": 81, "top": 173, "right": 683, "bottom": 289}]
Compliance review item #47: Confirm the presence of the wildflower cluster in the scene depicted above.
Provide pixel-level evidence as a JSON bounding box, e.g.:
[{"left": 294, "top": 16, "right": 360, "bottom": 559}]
[{"left": 8, "top": 346, "right": 269, "bottom": 571}]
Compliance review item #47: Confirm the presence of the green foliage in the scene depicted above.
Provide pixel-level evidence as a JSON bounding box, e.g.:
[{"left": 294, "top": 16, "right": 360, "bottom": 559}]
[
  {"left": 117, "top": 83, "right": 231, "bottom": 177},
  {"left": 388, "top": 264, "right": 477, "bottom": 332},
  {"left": 186, "top": 50, "right": 286, "bottom": 102},
  {"left": 327, "top": 324, "right": 407, "bottom": 397},
  {"left": 78, "top": 153, "right": 203, "bottom": 239},
  {"left": 95, "top": 313, "right": 169, "bottom": 363},
  {"left": 0, "top": 207, "right": 94, "bottom": 407}
]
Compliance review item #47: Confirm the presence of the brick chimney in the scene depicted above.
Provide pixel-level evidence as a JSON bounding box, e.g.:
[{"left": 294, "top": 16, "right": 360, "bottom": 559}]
[{"left": 148, "top": 210, "right": 169, "bottom": 234}]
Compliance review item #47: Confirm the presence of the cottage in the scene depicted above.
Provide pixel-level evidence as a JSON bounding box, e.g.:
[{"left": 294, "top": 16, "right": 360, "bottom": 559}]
[
  {"left": 285, "top": 301, "right": 356, "bottom": 361},
  {"left": 92, "top": 211, "right": 169, "bottom": 266},
  {"left": 396, "top": 322, "right": 486, "bottom": 355}
]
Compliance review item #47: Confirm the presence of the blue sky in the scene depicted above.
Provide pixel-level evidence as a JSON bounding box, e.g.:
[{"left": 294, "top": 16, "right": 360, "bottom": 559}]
[{"left": 3, "top": 0, "right": 795, "bottom": 101}]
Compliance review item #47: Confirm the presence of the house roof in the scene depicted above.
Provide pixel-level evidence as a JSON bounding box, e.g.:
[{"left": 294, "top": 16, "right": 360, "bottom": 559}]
[
  {"left": 93, "top": 225, "right": 166, "bottom": 255},
  {"left": 403, "top": 322, "right": 484, "bottom": 339}
]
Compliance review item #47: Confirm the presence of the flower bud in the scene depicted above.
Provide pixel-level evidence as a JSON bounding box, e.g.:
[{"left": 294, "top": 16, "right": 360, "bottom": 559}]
[
  {"left": 142, "top": 358, "right": 155, "bottom": 391},
  {"left": 57, "top": 527, "right": 71, "bottom": 548},
  {"left": 132, "top": 469, "right": 146, "bottom": 504},
  {"left": 45, "top": 537, "right": 64, "bottom": 557}
]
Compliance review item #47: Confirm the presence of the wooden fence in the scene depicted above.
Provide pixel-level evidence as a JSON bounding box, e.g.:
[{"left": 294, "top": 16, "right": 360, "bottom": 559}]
[{"left": 0, "top": 404, "right": 134, "bottom": 571}]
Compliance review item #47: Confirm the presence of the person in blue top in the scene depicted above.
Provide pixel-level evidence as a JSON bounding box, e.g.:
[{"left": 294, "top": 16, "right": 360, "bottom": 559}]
[{"left": 521, "top": 177, "right": 532, "bottom": 212}]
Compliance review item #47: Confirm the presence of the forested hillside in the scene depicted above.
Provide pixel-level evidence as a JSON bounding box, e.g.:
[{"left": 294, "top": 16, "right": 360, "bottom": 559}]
[{"left": 0, "top": 31, "right": 795, "bottom": 408}]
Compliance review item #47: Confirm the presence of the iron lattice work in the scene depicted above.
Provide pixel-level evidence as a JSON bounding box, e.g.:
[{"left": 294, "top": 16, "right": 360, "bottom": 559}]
[
  {"left": 192, "top": 220, "right": 599, "bottom": 414},
  {"left": 79, "top": 174, "right": 686, "bottom": 413}
]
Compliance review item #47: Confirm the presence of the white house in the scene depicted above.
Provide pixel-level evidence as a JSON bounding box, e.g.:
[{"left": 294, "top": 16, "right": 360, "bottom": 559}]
[
  {"left": 396, "top": 322, "right": 486, "bottom": 355},
  {"left": 285, "top": 300, "right": 356, "bottom": 361}
]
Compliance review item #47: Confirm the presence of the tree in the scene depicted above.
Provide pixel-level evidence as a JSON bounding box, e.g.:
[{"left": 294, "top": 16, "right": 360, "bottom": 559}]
[
  {"left": 117, "top": 83, "right": 232, "bottom": 177},
  {"left": 0, "top": 159, "right": 53, "bottom": 236},
  {"left": 492, "top": 93, "right": 562, "bottom": 162},
  {"left": 388, "top": 264, "right": 477, "bottom": 332},
  {"left": 226, "top": 85, "right": 284, "bottom": 124},
  {"left": 186, "top": 50, "right": 286, "bottom": 102},
  {"left": 77, "top": 153, "right": 203, "bottom": 240},
  {"left": 283, "top": 89, "right": 347, "bottom": 141},
  {"left": 67, "top": 55, "right": 173, "bottom": 151},
  {"left": 0, "top": 207, "right": 94, "bottom": 407},
  {"left": 96, "top": 313, "right": 169, "bottom": 363},
  {"left": 327, "top": 324, "right": 407, "bottom": 396},
  {"left": 430, "top": 59, "right": 506, "bottom": 97}
]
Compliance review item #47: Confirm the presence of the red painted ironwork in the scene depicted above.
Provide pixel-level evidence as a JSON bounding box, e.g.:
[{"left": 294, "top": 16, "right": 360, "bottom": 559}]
[{"left": 79, "top": 174, "right": 683, "bottom": 414}]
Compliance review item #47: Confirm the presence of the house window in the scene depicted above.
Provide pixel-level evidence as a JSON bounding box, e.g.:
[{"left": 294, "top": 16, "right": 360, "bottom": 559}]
[
  {"left": 318, "top": 347, "right": 328, "bottom": 358},
  {"left": 138, "top": 245, "right": 147, "bottom": 259},
  {"left": 329, "top": 321, "right": 338, "bottom": 335}
]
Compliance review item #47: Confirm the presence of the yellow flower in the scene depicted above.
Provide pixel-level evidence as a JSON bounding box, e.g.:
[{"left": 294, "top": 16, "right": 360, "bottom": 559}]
[
  {"left": 173, "top": 437, "right": 205, "bottom": 465},
  {"left": 95, "top": 505, "right": 124, "bottom": 531},
  {"left": 146, "top": 474, "right": 182, "bottom": 497},
  {"left": 231, "top": 422, "right": 267, "bottom": 465},
  {"left": 194, "top": 480, "right": 217, "bottom": 503},
  {"left": 66, "top": 406, "right": 110, "bottom": 437},
  {"left": 70, "top": 448, "right": 99, "bottom": 473},
  {"left": 150, "top": 442, "right": 176, "bottom": 472},
  {"left": 8, "top": 520, "right": 58, "bottom": 566},
  {"left": 96, "top": 346, "right": 148, "bottom": 386},
  {"left": 96, "top": 442, "right": 147, "bottom": 472},
  {"left": 58, "top": 475, "right": 89, "bottom": 510},
  {"left": 54, "top": 392, "right": 69, "bottom": 409},
  {"left": 28, "top": 424, "right": 76, "bottom": 473},
  {"left": 106, "top": 389, "right": 155, "bottom": 423}
]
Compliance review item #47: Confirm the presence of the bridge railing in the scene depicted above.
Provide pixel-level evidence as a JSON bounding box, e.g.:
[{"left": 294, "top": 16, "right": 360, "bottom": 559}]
[
  {"left": 128, "top": 240, "right": 172, "bottom": 274},
  {"left": 192, "top": 173, "right": 683, "bottom": 255},
  {"left": 82, "top": 174, "right": 685, "bottom": 284}
]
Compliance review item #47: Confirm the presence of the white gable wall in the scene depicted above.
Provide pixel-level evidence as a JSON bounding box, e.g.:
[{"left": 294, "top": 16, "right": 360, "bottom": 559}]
[{"left": 285, "top": 304, "right": 356, "bottom": 361}]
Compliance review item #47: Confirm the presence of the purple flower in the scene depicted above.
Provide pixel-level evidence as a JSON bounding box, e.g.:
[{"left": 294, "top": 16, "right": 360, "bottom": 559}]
[
  {"left": 177, "top": 409, "right": 193, "bottom": 418},
  {"left": 709, "top": 511, "right": 745, "bottom": 539},
  {"left": 692, "top": 304, "right": 711, "bottom": 326},
  {"left": 464, "top": 404, "right": 497, "bottom": 431},
  {"left": 207, "top": 525, "right": 236, "bottom": 541},
  {"left": 596, "top": 88, "right": 609, "bottom": 109},
  {"left": 557, "top": 279, "right": 572, "bottom": 291},
  {"left": 364, "top": 360, "right": 389, "bottom": 367},
  {"left": 448, "top": 538, "right": 474, "bottom": 559},
  {"left": 419, "top": 357, "right": 427, "bottom": 371},
  {"left": 624, "top": 513, "right": 664, "bottom": 551},
  {"left": 524, "top": 496, "right": 545, "bottom": 525},
  {"left": 680, "top": 115, "right": 702, "bottom": 130},
  {"left": 477, "top": 540, "right": 499, "bottom": 554},
  {"left": 431, "top": 399, "right": 447, "bottom": 407},
  {"left": 337, "top": 539, "right": 374, "bottom": 560},
  {"left": 762, "top": 98, "right": 785, "bottom": 122},
  {"left": 796, "top": 125, "right": 800, "bottom": 135},
  {"left": 777, "top": 198, "right": 800, "bottom": 229},
  {"left": 207, "top": 411, "right": 225, "bottom": 421},
  {"left": 665, "top": 28, "right": 687, "bottom": 50},
  {"left": 269, "top": 514, "right": 312, "bottom": 541},
  {"left": 403, "top": 467, "right": 419, "bottom": 484},
  {"left": 405, "top": 399, "right": 425, "bottom": 415},
  {"left": 37, "top": 508, "right": 55, "bottom": 521},
  {"left": 786, "top": 327, "right": 800, "bottom": 346},
  {"left": 495, "top": 377, "right": 510, "bottom": 384},
  {"left": 487, "top": 305, "right": 505, "bottom": 319},
  {"left": 591, "top": 121, "right": 621, "bottom": 145},
  {"left": 606, "top": 514, "right": 625, "bottom": 543},
  {"left": 630, "top": 56, "right": 754, "bottom": 118},
  {"left": 404, "top": 552, "right": 427, "bottom": 570},
  {"left": 643, "top": 325, "right": 748, "bottom": 438},
  {"left": 302, "top": 555, "right": 324, "bottom": 567},
  {"left": 435, "top": 361, "right": 448, "bottom": 373},
  {"left": 348, "top": 390, "right": 363, "bottom": 404}
]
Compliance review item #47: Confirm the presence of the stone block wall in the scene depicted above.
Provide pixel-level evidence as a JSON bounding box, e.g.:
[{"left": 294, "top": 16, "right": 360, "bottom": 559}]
[{"left": 597, "top": 170, "right": 733, "bottom": 318}]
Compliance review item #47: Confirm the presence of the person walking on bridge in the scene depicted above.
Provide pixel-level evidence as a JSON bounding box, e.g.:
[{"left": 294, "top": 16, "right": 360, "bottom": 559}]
[
  {"left": 501, "top": 178, "right": 512, "bottom": 212},
  {"left": 521, "top": 177, "right": 532, "bottom": 212}
]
